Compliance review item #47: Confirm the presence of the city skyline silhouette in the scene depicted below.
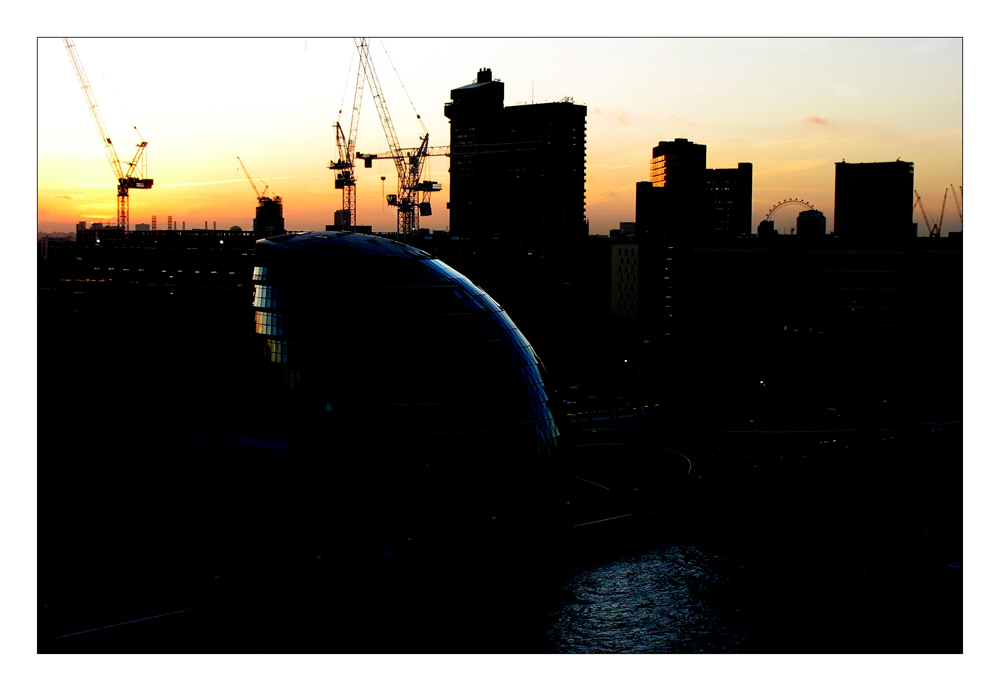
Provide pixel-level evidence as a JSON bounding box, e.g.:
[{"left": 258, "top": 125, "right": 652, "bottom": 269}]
[{"left": 38, "top": 37, "right": 962, "bottom": 237}]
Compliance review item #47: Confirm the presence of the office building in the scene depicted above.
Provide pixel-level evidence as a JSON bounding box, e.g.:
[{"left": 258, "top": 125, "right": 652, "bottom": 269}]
[
  {"left": 650, "top": 138, "right": 707, "bottom": 188},
  {"left": 639, "top": 139, "right": 753, "bottom": 240},
  {"left": 834, "top": 160, "right": 914, "bottom": 238},
  {"left": 637, "top": 139, "right": 707, "bottom": 242},
  {"left": 505, "top": 100, "right": 588, "bottom": 244},
  {"left": 706, "top": 162, "right": 753, "bottom": 237},
  {"left": 610, "top": 237, "right": 640, "bottom": 325},
  {"left": 629, "top": 138, "right": 757, "bottom": 342},
  {"left": 444, "top": 68, "right": 587, "bottom": 243},
  {"left": 444, "top": 68, "right": 507, "bottom": 240}
]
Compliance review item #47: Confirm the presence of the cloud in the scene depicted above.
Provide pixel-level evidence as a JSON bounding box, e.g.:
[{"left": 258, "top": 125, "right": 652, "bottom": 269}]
[
  {"left": 597, "top": 182, "right": 638, "bottom": 199},
  {"left": 159, "top": 178, "right": 248, "bottom": 188},
  {"left": 593, "top": 108, "right": 629, "bottom": 124},
  {"left": 805, "top": 116, "right": 834, "bottom": 128},
  {"left": 51, "top": 193, "right": 86, "bottom": 199},
  {"left": 160, "top": 175, "right": 326, "bottom": 188},
  {"left": 670, "top": 115, "right": 696, "bottom": 127}
]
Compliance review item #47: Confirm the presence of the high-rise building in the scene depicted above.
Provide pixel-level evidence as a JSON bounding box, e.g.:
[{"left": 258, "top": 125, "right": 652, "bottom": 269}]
[
  {"left": 706, "top": 162, "right": 753, "bottom": 237},
  {"left": 505, "top": 100, "right": 588, "bottom": 244},
  {"left": 628, "top": 139, "right": 757, "bottom": 348},
  {"left": 610, "top": 238, "right": 640, "bottom": 325},
  {"left": 650, "top": 138, "right": 706, "bottom": 189},
  {"left": 444, "top": 68, "right": 587, "bottom": 243},
  {"left": 834, "top": 160, "right": 914, "bottom": 238},
  {"left": 637, "top": 139, "right": 708, "bottom": 242},
  {"left": 639, "top": 139, "right": 753, "bottom": 240},
  {"left": 444, "top": 68, "right": 507, "bottom": 240},
  {"left": 253, "top": 196, "right": 284, "bottom": 236}
]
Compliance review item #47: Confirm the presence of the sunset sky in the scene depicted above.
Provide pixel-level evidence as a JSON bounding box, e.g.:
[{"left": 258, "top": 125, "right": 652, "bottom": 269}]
[{"left": 37, "top": 37, "right": 962, "bottom": 236}]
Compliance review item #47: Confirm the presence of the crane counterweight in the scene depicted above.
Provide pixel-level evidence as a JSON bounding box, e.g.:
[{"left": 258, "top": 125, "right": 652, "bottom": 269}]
[{"left": 64, "top": 38, "right": 151, "bottom": 232}]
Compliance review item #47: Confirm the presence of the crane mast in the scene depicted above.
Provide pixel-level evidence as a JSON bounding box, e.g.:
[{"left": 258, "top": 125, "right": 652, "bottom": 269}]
[
  {"left": 914, "top": 189, "right": 947, "bottom": 237},
  {"left": 64, "top": 38, "right": 152, "bottom": 232},
  {"left": 914, "top": 190, "right": 933, "bottom": 236},
  {"left": 934, "top": 187, "right": 948, "bottom": 238},
  {"left": 329, "top": 53, "right": 366, "bottom": 231}
]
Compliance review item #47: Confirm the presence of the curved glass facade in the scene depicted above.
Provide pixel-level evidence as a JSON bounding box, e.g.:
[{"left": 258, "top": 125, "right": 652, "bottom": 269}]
[{"left": 251, "top": 231, "right": 560, "bottom": 460}]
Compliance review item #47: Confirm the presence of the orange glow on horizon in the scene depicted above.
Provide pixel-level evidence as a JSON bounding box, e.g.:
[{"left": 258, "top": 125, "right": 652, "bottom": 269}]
[{"left": 38, "top": 38, "right": 962, "bottom": 237}]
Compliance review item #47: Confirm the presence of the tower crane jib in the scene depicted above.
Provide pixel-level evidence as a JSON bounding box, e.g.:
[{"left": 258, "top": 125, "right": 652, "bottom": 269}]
[
  {"left": 64, "top": 38, "right": 152, "bottom": 232},
  {"left": 353, "top": 38, "right": 433, "bottom": 241},
  {"left": 950, "top": 184, "right": 962, "bottom": 224},
  {"left": 914, "top": 190, "right": 933, "bottom": 236}
]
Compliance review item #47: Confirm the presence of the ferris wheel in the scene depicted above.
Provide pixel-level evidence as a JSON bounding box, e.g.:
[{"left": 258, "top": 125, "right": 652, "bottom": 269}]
[
  {"left": 765, "top": 198, "right": 816, "bottom": 220},
  {"left": 763, "top": 198, "right": 817, "bottom": 234}
]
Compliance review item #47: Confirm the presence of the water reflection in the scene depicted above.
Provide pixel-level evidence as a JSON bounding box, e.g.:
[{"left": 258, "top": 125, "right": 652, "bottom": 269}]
[{"left": 544, "top": 544, "right": 756, "bottom": 653}]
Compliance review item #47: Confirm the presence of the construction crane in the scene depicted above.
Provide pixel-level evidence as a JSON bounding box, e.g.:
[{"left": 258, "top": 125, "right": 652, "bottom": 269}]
[
  {"left": 934, "top": 187, "right": 948, "bottom": 238},
  {"left": 353, "top": 38, "right": 432, "bottom": 242},
  {"left": 64, "top": 38, "right": 152, "bottom": 232},
  {"left": 914, "top": 190, "right": 932, "bottom": 236},
  {"left": 237, "top": 157, "right": 278, "bottom": 204},
  {"left": 950, "top": 184, "right": 962, "bottom": 225},
  {"left": 914, "top": 189, "right": 946, "bottom": 237},
  {"left": 346, "top": 39, "right": 540, "bottom": 242},
  {"left": 355, "top": 139, "right": 542, "bottom": 240},
  {"left": 328, "top": 51, "right": 366, "bottom": 231},
  {"left": 359, "top": 140, "right": 542, "bottom": 162},
  {"left": 238, "top": 157, "right": 284, "bottom": 236}
]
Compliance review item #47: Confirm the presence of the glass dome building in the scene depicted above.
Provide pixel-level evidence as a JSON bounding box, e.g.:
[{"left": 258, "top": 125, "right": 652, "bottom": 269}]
[{"left": 251, "top": 231, "right": 560, "bottom": 474}]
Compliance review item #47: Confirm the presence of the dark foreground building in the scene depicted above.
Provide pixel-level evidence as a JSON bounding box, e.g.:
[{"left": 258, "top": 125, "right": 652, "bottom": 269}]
[
  {"left": 643, "top": 234, "right": 963, "bottom": 425},
  {"left": 834, "top": 160, "right": 914, "bottom": 238},
  {"left": 38, "top": 229, "right": 961, "bottom": 654},
  {"left": 249, "top": 231, "right": 564, "bottom": 536},
  {"left": 251, "top": 231, "right": 559, "bottom": 458}
]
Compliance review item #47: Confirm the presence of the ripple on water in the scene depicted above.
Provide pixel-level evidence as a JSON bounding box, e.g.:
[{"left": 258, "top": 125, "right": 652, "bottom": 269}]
[{"left": 544, "top": 544, "right": 757, "bottom": 653}]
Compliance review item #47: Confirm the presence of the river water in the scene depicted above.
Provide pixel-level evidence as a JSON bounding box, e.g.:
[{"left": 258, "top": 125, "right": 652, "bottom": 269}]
[{"left": 539, "top": 542, "right": 756, "bottom": 653}]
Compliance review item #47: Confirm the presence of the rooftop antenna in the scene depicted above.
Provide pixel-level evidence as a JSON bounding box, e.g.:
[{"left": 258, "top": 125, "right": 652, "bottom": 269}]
[{"left": 532, "top": 78, "right": 535, "bottom": 104}]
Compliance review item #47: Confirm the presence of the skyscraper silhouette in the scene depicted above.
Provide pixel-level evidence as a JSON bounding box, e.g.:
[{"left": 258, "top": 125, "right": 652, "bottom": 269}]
[
  {"left": 834, "top": 160, "right": 914, "bottom": 238},
  {"left": 445, "top": 68, "right": 587, "bottom": 244}
]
